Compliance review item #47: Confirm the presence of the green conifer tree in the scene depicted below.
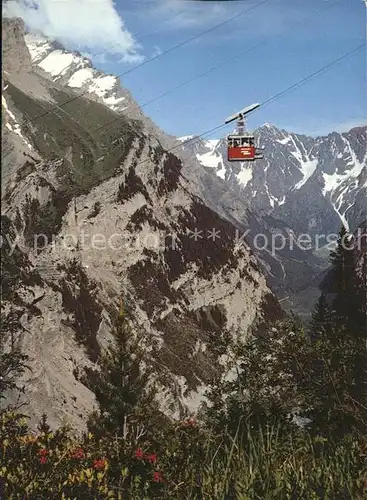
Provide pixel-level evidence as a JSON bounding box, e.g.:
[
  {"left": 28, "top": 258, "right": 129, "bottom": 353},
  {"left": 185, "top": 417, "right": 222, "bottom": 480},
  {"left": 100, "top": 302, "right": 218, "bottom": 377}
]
[
  {"left": 329, "top": 226, "right": 365, "bottom": 408},
  {"left": 0, "top": 333, "right": 29, "bottom": 402},
  {"left": 303, "top": 226, "right": 366, "bottom": 436},
  {"left": 37, "top": 413, "right": 51, "bottom": 434},
  {"left": 87, "top": 298, "right": 157, "bottom": 439},
  {"left": 329, "top": 225, "right": 364, "bottom": 332},
  {"left": 309, "top": 293, "right": 333, "bottom": 341},
  {"left": 202, "top": 320, "right": 308, "bottom": 437}
]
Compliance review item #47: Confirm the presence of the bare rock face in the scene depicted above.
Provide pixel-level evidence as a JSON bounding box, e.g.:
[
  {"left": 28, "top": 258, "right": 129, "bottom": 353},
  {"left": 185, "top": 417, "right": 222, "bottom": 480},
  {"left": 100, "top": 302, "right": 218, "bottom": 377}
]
[
  {"left": 1, "top": 18, "right": 283, "bottom": 429},
  {"left": 2, "top": 17, "right": 32, "bottom": 74},
  {"left": 180, "top": 121, "right": 366, "bottom": 319}
]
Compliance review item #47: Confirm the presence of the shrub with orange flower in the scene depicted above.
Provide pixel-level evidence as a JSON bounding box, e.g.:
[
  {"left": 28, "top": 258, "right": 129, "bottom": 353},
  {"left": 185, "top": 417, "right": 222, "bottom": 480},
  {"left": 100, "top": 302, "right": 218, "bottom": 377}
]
[
  {"left": 93, "top": 458, "right": 107, "bottom": 471},
  {"left": 21, "top": 434, "right": 38, "bottom": 445},
  {"left": 152, "top": 471, "right": 164, "bottom": 483},
  {"left": 71, "top": 447, "right": 85, "bottom": 460},
  {"left": 145, "top": 452, "right": 157, "bottom": 464},
  {"left": 134, "top": 447, "right": 144, "bottom": 460}
]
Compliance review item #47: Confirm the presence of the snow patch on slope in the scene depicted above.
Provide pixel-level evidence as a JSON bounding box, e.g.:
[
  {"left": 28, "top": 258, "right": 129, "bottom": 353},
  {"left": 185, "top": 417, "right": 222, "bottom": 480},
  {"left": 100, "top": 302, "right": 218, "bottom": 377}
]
[
  {"left": 196, "top": 140, "right": 221, "bottom": 169},
  {"left": 2, "top": 95, "right": 33, "bottom": 150},
  {"left": 38, "top": 50, "right": 77, "bottom": 77},
  {"left": 277, "top": 136, "right": 291, "bottom": 145},
  {"left": 321, "top": 135, "right": 366, "bottom": 229},
  {"left": 89, "top": 75, "right": 117, "bottom": 95},
  {"left": 104, "top": 95, "right": 126, "bottom": 109},
  {"left": 236, "top": 165, "right": 253, "bottom": 188},
  {"left": 68, "top": 68, "right": 94, "bottom": 87},
  {"left": 294, "top": 159, "right": 318, "bottom": 190},
  {"left": 322, "top": 171, "right": 344, "bottom": 195},
  {"left": 341, "top": 135, "right": 366, "bottom": 178},
  {"left": 285, "top": 133, "right": 319, "bottom": 190},
  {"left": 217, "top": 161, "right": 226, "bottom": 180},
  {"left": 289, "top": 135, "right": 304, "bottom": 164},
  {"left": 196, "top": 150, "right": 220, "bottom": 169},
  {"left": 322, "top": 137, "right": 365, "bottom": 197},
  {"left": 25, "top": 32, "right": 52, "bottom": 62}
]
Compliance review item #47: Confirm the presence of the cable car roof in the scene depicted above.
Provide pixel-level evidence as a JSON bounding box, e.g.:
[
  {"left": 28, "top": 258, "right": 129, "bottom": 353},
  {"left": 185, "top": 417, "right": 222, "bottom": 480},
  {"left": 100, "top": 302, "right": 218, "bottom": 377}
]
[
  {"left": 227, "top": 133, "right": 254, "bottom": 138},
  {"left": 224, "top": 103, "right": 260, "bottom": 124}
]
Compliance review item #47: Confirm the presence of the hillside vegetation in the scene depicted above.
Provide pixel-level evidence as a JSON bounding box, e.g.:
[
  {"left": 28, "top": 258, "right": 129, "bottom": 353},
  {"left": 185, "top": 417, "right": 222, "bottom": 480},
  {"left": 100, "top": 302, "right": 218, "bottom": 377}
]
[{"left": 1, "top": 226, "right": 366, "bottom": 499}]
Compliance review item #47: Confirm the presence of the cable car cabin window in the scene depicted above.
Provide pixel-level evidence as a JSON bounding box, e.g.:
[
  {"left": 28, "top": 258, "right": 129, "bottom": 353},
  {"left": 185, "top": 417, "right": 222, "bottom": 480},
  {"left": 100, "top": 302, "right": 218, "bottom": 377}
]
[
  {"left": 228, "top": 136, "right": 255, "bottom": 149},
  {"left": 240, "top": 137, "right": 254, "bottom": 146}
]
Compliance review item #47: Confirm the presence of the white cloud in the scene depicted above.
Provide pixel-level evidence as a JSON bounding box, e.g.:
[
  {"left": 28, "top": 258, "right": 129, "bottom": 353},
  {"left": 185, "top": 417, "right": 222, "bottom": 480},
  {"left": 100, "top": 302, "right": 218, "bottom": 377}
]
[
  {"left": 152, "top": 0, "right": 231, "bottom": 28},
  {"left": 152, "top": 45, "right": 162, "bottom": 57},
  {"left": 3, "top": 0, "right": 144, "bottom": 63}
]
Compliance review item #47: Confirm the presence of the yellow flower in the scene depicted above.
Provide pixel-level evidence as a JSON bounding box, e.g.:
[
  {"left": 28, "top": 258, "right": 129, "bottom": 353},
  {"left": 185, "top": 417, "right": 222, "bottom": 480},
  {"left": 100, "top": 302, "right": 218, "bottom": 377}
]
[{"left": 22, "top": 435, "right": 37, "bottom": 445}]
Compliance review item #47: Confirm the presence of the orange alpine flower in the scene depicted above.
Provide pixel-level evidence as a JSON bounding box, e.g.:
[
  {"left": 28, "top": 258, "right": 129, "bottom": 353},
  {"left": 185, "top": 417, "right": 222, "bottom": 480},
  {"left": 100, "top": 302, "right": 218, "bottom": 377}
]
[
  {"left": 93, "top": 458, "right": 107, "bottom": 470},
  {"left": 153, "top": 471, "right": 164, "bottom": 483},
  {"left": 145, "top": 452, "right": 157, "bottom": 464},
  {"left": 135, "top": 448, "right": 144, "bottom": 460}
]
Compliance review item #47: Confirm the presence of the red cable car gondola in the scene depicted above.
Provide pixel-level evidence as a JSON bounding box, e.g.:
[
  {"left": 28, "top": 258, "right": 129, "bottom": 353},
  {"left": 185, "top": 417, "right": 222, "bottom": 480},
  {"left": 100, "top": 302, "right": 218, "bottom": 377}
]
[{"left": 225, "top": 103, "right": 264, "bottom": 162}]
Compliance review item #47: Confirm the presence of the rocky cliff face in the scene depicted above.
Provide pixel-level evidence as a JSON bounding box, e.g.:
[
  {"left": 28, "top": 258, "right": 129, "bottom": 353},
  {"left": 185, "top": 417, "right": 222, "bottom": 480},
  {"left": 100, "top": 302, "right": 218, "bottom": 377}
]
[
  {"left": 19, "top": 22, "right": 340, "bottom": 316},
  {"left": 1, "top": 18, "right": 282, "bottom": 429},
  {"left": 181, "top": 123, "right": 366, "bottom": 317}
]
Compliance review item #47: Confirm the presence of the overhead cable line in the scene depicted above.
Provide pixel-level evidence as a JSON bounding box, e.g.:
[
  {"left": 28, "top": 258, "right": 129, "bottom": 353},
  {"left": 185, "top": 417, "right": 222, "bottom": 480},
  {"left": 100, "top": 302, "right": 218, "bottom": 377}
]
[
  {"left": 24, "top": 0, "right": 271, "bottom": 125},
  {"left": 260, "top": 44, "right": 366, "bottom": 109},
  {"left": 131, "top": 6, "right": 186, "bottom": 42},
  {"left": 2, "top": 42, "right": 364, "bottom": 185},
  {"left": 132, "top": 43, "right": 367, "bottom": 162},
  {"left": 93, "top": 0, "right": 342, "bottom": 134}
]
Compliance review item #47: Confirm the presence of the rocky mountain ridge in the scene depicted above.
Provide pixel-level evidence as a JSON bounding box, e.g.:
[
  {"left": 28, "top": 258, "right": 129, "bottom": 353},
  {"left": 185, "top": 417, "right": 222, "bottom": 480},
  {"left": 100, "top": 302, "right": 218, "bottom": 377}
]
[
  {"left": 18, "top": 22, "right": 346, "bottom": 312},
  {"left": 23, "top": 29, "right": 178, "bottom": 150},
  {"left": 1, "top": 17, "right": 282, "bottom": 430},
  {"left": 184, "top": 124, "right": 366, "bottom": 236}
]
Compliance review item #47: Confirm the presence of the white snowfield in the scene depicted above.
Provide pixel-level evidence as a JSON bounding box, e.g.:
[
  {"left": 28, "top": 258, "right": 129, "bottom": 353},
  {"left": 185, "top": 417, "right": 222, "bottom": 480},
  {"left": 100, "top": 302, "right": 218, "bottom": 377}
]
[
  {"left": 25, "top": 32, "right": 126, "bottom": 113},
  {"left": 68, "top": 68, "right": 94, "bottom": 87},
  {"left": 38, "top": 50, "right": 76, "bottom": 77}
]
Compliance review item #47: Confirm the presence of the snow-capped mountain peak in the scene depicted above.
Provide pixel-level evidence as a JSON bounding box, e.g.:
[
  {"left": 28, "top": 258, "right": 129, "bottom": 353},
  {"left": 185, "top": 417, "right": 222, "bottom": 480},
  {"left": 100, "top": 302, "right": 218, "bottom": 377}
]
[
  {"left": 178, "top": 135, "right": 195, "bottom": 142},
  {"left": 24, "top": 31, "right": 129, "bottom": 113},
  {"left": 184, "top": 124, "right": 366, "bottom": 234}
]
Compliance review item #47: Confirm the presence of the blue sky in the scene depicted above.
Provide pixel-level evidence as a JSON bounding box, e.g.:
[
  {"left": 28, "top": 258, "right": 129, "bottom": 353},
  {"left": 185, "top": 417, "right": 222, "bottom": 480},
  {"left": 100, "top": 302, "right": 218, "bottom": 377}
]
[
  {"left": 5, "top": 0, "right": 366, "bottom": 138},
  {"left": 105, "top": 0, "right": 366, "bottom": 138}
]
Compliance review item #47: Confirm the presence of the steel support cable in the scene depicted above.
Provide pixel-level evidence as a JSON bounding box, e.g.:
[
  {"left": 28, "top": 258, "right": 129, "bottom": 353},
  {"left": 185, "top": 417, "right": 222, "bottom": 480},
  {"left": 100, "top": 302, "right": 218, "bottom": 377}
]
[
  {"left": 93, "top": 0, "right": 342, "bottom": 134},
  {"left": 1, "top": 43, "right": 365, "bottom": 185},
  {"left": 2, "top": 45, "right": 364, "bottom": 290},
  {"left": 135, "top": 43, "right": 366, "bottom": 162},
  {"left": 23, "top": 0, "right": 271, "bottom": 125}
]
